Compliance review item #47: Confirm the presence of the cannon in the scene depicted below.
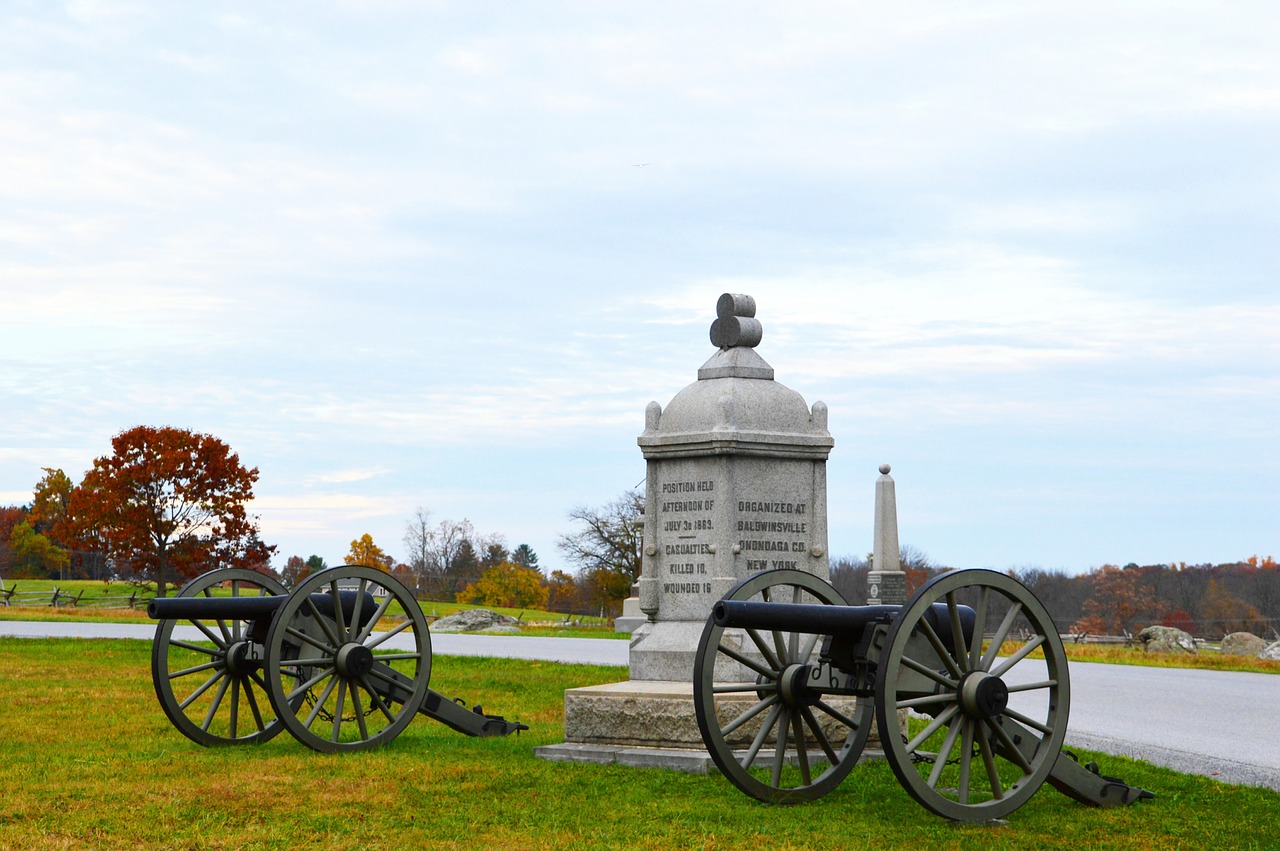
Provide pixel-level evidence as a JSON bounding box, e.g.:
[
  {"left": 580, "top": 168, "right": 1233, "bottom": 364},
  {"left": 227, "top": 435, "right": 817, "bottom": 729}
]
[
  {"left": 693, "top": 568, "right": 1153, "bottom": 822},
  {"left": 149, "top": 564, "right": 526, "bottom": 752}
]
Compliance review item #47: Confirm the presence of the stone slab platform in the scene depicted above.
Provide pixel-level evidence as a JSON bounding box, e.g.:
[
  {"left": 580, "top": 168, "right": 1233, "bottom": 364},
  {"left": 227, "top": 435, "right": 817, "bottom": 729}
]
[{"left": 534, "top": 742, "right": 887, "bottom": 775}]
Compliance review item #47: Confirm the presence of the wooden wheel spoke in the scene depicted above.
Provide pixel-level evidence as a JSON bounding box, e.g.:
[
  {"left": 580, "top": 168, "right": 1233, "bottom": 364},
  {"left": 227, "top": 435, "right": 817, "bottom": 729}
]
[
  {"left": 349, "top": 579, "right": 368, "bottom": 643},
  {"left": 977, "top": 727, "right": 1004, "bottom": 800},
  {"left": 331, "top": 679, "right": 348, "bottom": 742},
  {"left": 905, "top": 703, "right": 960, "bottom": 753},
  {"left": 916, "top": 615, "right": 963, "bottom": 680},
  {"left": 1003, "top": 707, "right": 1054, "bottom": 736},
  {"left": 969, "top": 588, "right": 989, "bottom": 671},
  {"left": 357, "top": 675, "right": 398, "bottom": 723},
  {"left": 946, "top": 591, "right": 970, "bottom": 674},
  {"left": 985, "top": 717, "right": 1033, "bottom": 773},
  {"left": 351, "top": 684, "right": 370, "bottom": 740},
  {"left": 242, "top": 679, "right": 267, "bottom": 732},
  {"left": 355, "top": 594, "right": 395, "bottom": 643},
  {"left": 790, "top": 711, "right": 812, "bottom": 786},
  {"left": 721, "top": 695, "right": 778, "bottom": 738},
  {"left": 169, "top": 659, "right": 222, "bottom": 680},
  {"left": 800, "top": 704, "right": 841, "bottom": 765},
  {"left": 190, "top": 619, "right": 229, "bottom": 649},
  {"left": 980, "top": 601, "right": 1023, "bottom": 670},
  {"left": 958, "top": 719, "right": 975, "bottom": 805},
  {"left": 286, "top": 666, "right": 338, "bottom": 702},
  {"left": 771, "top": 709, "right": 792, "bottom": 788},
  {"left": 716, "top": 642, "right": 779, "bottom": 680},
  {"left": 990, "top": 634, "right": 1046, "bottom": 679},
  {"left": 365, "top": 618, "right": 414, "bottom": 650},
  {"left": 178, "top": 670, "right": 224, "bottom": 710},
  {"left": 303, "top": 597, "right": 343, "bottom": 649},
  {"left": 328, "top": 580, "right": 347, "bottom": 640},
  {"left": 897, "top": 692, "right": 957, "bottom": 711},
  {"left": 713, "top": 682, "right": 776, "bottom": 695},
  {"left": 740, "top": 703, "right": 782, "bottom": 770},
  {"left": 167, "top": 639, "right": 219, "bottom": 657},
  {"left": 744, "top": 628, "right": 782, "bottom": 672},
  {"left": 927, "top": 715, "right": 964, "bottom": 790},
  {"left": 899, "top": 654, "right": 959, "bottom": 689},
  {"left": 285, "top": 625, "right": 336, "bottom": 655},
  {"left": 303, "top": 676, "right": 339, "bottom": 729},
  {"left": 200, "top": 674, "right": 232, "bottom": 731},
  {"left": 1006, "top": 678, "right": 1057, "bottom": 693},
  {"left": 812, "top": 699, "right": 862, "bottom": 731}
]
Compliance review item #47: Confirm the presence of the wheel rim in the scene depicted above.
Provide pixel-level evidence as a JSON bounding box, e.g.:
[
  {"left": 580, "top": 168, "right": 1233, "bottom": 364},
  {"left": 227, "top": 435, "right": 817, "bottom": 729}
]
[
  {"left": 151, "top": 568, "right": 288, "bottom": 746},
  {"left": 694, "top": 569, "right": 872, "bottom": 804},
  {"left": 264, "top": 565, "right": 431, "bottom": 752},
  {"left": 875, "top": 569, "right": 1070, "bottom": 821}
]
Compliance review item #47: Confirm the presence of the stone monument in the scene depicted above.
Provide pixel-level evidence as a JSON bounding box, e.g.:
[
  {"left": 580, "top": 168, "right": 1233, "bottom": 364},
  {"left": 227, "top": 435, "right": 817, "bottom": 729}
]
[
  {"left": 867, "top": 463, "right": 907, "bottom": 605},
  {"left": 535, "top": 293, "right": 835, "bottom": 769}
]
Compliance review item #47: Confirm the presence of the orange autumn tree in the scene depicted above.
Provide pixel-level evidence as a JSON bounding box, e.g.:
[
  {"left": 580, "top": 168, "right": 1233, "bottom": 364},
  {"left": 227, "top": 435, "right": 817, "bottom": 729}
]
[{"left": 70, "top": 426, "right": 274, "bottom": 597}]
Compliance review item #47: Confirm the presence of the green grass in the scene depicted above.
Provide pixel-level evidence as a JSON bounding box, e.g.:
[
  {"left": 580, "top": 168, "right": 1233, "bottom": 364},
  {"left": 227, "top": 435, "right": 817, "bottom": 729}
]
[
  {"left": 2, "top": 638, "right": 1278, "bottom": 849},
  {"left": 0, "top": 579, "right": 625, "bottom": 638}
]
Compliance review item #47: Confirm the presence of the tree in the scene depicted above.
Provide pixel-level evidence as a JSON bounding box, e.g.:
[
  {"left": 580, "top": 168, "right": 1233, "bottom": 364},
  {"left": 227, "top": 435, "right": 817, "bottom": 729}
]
[
  {"left": 557, "top": 490, "right": 643, "bottom": 616},
  {"left": 282, "top": 555, "right": 310, "bottom": 588},
  {"left": 345, "top": 533, "right": 392, "bottom": 571},
  {"left": 69, "top": 426, "right": 274, "bottom": 597},
  {"left": 546, "top": 569, "right": 583, "bottom": 614},
  {"left": 305, "top": 554, "right": 328, "bottom": 573},
  {"left": 1072, "top": 564, "right": 1157, "bottom": 636},
  {"left": 30, "top": 468, "right": 73, "bottom": 542},
  {"left": 458, "top": 562, "right": 549, "bottom": 609},
  {"left": 7, "top": 521, "right": 70, "bottom": 579},
  {"left": 511, "top": 543, "right": 540, "bottom": 571}
]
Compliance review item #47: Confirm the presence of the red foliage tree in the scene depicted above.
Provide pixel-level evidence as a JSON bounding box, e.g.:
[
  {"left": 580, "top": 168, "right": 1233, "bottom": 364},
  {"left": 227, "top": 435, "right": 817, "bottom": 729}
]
[{"left": 69, "top": 426, "right": 274, "bottom": 597}]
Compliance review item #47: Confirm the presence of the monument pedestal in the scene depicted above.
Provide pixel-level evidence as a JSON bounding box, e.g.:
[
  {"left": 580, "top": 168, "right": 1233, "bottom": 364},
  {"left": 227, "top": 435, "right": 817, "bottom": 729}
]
[{"left": 534, "top": 679, "right": 880, "bottom": 773}]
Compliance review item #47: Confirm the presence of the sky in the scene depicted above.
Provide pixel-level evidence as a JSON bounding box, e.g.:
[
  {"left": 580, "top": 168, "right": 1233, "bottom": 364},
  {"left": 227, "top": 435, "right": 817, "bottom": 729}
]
[{"left": 1, "top": 2, "right": 1276, "bottom": 576}]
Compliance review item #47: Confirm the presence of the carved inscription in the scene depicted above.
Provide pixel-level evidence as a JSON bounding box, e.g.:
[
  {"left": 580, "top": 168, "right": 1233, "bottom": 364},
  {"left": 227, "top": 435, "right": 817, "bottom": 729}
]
[
  {"left": 737, "top": 498, "right": 808, "bottom": 572},
  {"left": 658, "top": 478, "right": 715, "bottom": 595}
]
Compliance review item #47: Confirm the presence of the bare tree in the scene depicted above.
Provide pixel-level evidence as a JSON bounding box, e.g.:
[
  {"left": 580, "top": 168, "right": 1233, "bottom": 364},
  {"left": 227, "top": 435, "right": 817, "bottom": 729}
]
[{"left": 557, "top": 490, "right": 643, "bottom": 583}]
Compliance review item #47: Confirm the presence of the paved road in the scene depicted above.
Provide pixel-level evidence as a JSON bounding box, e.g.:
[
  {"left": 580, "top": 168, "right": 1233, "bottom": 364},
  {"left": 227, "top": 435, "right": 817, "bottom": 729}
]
[{"left": 4, "top": 621, "right": 1277, "bottom": 791}]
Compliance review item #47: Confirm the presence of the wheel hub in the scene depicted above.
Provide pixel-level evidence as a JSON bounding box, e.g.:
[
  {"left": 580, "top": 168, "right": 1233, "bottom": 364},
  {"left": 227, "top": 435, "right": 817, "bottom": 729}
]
[
  {"left": 224, "top": 641, "right": 261, "bottom": 676},
  {"left": 778, "top": 663, "right": 813, "bottom": 707},
  {"left": 959, "top": 671, "right": 1009, "bottom": 719},
  {"left": 335, "top": 642, "right": 374, "bottom": 679}
]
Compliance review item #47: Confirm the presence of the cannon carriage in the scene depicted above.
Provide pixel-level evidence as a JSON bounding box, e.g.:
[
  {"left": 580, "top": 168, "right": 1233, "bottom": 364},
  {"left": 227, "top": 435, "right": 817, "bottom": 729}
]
[
  {"left": 694, "top": 568, "right": 1152, "bottom": 822},
  {"left": 149, "top": 564, "right": 525, "bottom": 752}
]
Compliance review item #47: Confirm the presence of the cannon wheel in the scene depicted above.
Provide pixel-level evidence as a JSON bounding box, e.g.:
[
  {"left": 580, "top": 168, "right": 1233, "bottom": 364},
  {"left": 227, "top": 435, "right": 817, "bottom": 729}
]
[
  {"left": 876, "top": 569, "right": 1070, "bottom": 821},
  {"left": 264, "top": 565, "right": 432, "bottom": 752},
  {"left": 151, "top": 568, "right": 289, "bottom": 746},
  {"left": 694, "top": 569, "right": 873, "bottom": 803}
]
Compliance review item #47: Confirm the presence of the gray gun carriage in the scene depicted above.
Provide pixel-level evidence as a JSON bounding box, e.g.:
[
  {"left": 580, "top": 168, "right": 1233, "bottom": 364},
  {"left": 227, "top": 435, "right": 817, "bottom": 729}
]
[
  {"left": 148, "top": 564, "right": 526, "bottom": 752},
  {"left": 693, "top": 568, "right": 1153, "bottom": 822}
]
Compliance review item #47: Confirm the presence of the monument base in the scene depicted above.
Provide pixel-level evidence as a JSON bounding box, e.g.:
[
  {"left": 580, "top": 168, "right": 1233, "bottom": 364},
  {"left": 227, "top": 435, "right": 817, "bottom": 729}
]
[{"left": 533, "top": 679, "right": 889, "bottom": 774}]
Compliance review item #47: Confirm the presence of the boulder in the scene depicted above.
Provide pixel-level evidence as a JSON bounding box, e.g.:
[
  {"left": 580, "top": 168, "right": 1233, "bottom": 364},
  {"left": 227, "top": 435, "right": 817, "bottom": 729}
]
[
  {"left": 1136, "top": 625, "right": 1197, "bottom": 654},
  {"left": 1220, "top": 632, "right": 1267, "bottom": 657},
  {"left": 1261, "top": 641, "right": 1280, "bottom": 661},
  {"left": 431, "top": 609, "right": 520, "bottom": 633}
]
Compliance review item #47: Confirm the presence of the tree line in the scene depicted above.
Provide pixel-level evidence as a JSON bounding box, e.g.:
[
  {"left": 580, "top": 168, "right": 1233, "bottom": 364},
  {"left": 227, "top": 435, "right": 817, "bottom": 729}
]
[
  {"left": 831, "top": 553, "right": 1280, "bottom": 640},
  {"left": 0, "top": 425, "right": 643, "bottom": 616}
]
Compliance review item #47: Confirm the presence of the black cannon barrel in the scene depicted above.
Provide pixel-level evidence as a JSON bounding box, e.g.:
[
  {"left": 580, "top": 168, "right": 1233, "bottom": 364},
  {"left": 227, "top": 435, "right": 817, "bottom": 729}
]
[
  {"left": 148, "top": 594, "right": 287, "bottom": 621},
  {"left": 714, "top": 600, "right": 900, "bottom": 635},
  {"left": 714, "top": 600, "right": 976, "bottom": 652},
  {"left": 148, "top": 590, "right": 381, "bottom": 630}
]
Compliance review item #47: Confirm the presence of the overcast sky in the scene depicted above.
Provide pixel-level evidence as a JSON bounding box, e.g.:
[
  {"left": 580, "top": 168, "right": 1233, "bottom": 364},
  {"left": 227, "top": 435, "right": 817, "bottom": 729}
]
[{"left": 1, "top": 2, "right": 1276, "bottom": 575}]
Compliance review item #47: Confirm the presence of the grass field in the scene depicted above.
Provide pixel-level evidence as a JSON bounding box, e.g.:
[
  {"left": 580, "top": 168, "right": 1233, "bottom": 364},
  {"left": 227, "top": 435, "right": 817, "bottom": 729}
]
[
  {"left": 2, "top": 637, "right": 1278, "bottom": 850},
  {"left": 0, "top": 579, "right": 623, "bottom": 639}
]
